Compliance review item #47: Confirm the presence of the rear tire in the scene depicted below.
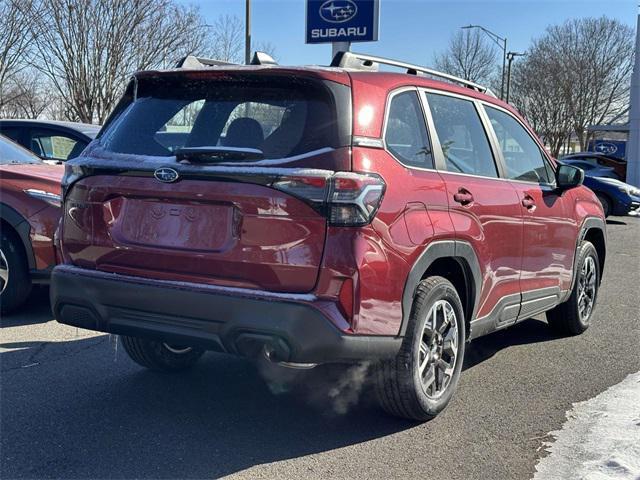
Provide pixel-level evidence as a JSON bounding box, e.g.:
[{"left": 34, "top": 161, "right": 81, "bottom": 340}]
[
  {"left": 374, "top": 276, "right": 466, "bottom": 421},
  {"left": 547, "top": 241, "right": 599, "bottom": 336},
  {"left": 121, "top": 336, "right": 204, "bottom": 372},
  {"left": 596, "top": 194, "right": 611, "bottom": 217},
  {"left": 0, "top": 227, "right": 32, "bottom": 315}
]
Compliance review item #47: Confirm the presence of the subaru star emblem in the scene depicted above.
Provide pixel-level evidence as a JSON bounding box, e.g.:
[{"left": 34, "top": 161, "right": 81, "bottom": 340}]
[
  {"left": 154, "top": 167, "right": 179, "bottom": 183},
  {"left": 594, "top": 142, "right": 618, "bottom": 155},
  {"left": 319, "top": 0, "right": 357, "bottom": 23}
]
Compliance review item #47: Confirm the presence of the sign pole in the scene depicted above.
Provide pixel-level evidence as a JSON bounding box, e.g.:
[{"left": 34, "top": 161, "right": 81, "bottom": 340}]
[
  {"left": 245, "top": 0, "right": 252, "bottom": 65},
  {"left": 627, "top": 13, "right": 640, "bottom": 187},
  {"left": 332, "top": 41, "right": 351, "bottom": 61}
]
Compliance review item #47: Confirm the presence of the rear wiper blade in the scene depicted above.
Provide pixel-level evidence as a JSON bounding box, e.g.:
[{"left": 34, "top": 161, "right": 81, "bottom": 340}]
[{"left": 176, "top": 146, "right": 264, "bottom": 163}]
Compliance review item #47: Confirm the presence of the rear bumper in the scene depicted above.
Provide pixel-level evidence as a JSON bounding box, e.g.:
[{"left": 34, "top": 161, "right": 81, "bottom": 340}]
[{"left": 51, "top": 265, "right": 401, "bottom": 364}]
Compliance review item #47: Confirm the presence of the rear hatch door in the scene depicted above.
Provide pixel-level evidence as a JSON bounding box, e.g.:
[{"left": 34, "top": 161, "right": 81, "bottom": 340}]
[{"left": 62, "top": 69, "right": 352, "bottom": 292}]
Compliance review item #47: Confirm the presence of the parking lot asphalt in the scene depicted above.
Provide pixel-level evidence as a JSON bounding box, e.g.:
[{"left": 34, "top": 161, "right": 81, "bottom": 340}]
[{"left": 1, "top": 216, "right": 639, "bottom": 480}]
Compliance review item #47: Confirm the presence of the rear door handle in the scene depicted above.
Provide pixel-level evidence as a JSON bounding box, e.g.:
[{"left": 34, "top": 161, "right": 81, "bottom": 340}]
[
  {"left": 522, "top": 195, "right": 536, "bottom": 211},
  {"left": 453, "top": 189, "right": 474, "bottom": 205}
]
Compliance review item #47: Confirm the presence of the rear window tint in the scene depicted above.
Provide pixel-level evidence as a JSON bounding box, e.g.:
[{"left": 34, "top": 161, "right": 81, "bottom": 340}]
[{"left": 100, "top": 75, "right": 344, "bottom": 159}]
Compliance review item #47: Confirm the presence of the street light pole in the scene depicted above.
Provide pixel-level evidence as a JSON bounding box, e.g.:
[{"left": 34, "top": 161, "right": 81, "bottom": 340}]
[
  {"left": 505, "top": 51, "right": 525, "bottom": 103},
  {"left": 462, "top": 25, "right": 507, "bottom": 100},
  {"left": 500, "top": 37, "right": 507, "bottom": 100},
  {"left": 245, "top": 0, "right": 251, "bottom": 65}
]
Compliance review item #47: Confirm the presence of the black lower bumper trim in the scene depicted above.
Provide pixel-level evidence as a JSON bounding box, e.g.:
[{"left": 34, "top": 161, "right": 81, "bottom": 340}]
[{"left": 51, "top": 266, "right": 401, "bottom": 364}]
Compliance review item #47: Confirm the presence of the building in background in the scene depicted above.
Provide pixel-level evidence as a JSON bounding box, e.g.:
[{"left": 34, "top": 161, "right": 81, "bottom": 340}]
[{"left": 626, "top": 13, "right": 639, "bottom": 187}]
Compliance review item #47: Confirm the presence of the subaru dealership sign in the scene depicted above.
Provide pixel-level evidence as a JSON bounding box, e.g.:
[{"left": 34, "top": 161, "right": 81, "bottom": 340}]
[
  {"left": 588, "top": 140, "right": 627, "bottom": 160},
  {"left": 306, "top": 0, "right": 380, "bottom": 44}
]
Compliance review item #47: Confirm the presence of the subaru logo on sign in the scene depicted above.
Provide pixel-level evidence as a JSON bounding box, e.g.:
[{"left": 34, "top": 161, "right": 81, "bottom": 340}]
[
  {"left": 595, "top": 142, "right": 618, "bottom": 155},
  {"left": 306, "top": 0, "right": 379, "bottom": 44},
  {"left": 319, "top": 0, "right": 358, "bottom": 23},
  {"left": 154, "top": 167, "right": 179, "bottom": 183}
]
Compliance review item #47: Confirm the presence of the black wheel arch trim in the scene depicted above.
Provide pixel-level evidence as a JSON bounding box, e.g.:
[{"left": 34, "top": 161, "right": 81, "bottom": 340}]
[
  {"left": 0, "top": 203, "right": 36, "bottom": 270},
  {"left": 564, "top": 216, "right": 606, "bottom": 302},
  {"left": 400, "top": 240, "right": 482, "bottom": 337}
]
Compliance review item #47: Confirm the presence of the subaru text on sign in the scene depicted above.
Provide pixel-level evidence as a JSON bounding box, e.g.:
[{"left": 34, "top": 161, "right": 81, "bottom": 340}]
[{"left": 306, "top": 0, "right": 380, "bottom": 43}]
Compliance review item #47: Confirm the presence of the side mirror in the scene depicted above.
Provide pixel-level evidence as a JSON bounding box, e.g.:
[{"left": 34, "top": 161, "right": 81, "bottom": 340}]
[{"left": 557, "top": 164, "right": 584, "bottom": 189}]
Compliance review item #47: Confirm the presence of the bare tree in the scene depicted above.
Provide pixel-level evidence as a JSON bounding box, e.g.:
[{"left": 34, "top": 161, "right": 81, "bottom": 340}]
[
  {"left": 523, "top": 17, "right": 634, "bottom": 150},
  {"left": 204, "top": 14, "right": 244, "bottom": 64},
  {"left": 200, "top": 16, "right": 276, "bottom": 64},
  {"left": 0, "top": 69, "right": 54, "bottom": 119},
  {"left": 26, "top": 0, "right": 209, "bottom": 124},
  {"left": 434, "top": 29, "right": 497, "bottom": 84},
  {"left": 0, "top": 0, "right": 33, "bottom": 109},
  {"left": 510, "top": 59, "right": 574, "bottom": 157}
]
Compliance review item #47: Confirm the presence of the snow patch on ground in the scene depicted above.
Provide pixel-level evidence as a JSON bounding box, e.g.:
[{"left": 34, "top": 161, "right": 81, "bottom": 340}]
[{"left": 534, "top": 371, "right": 640, "bottom": 480}]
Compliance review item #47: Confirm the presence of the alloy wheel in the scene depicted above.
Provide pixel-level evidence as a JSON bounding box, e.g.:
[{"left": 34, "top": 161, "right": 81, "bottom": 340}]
[
  {"left": 0, "top": 249, "right": 8, "bottom": 294},
  {"left": 418, "top": 299, "right": 459, "bottom": 398},
  {"left": 578, "top": 255, "right": 597, "bottom": 322}
]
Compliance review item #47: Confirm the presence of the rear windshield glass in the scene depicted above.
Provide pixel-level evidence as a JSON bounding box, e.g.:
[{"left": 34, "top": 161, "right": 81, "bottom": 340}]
[{"left": 100, "top": 75, "right": 343, "bottom": 159}]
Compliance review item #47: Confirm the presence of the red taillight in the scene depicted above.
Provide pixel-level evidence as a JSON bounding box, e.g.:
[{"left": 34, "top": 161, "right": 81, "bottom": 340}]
[
  {"left": 272, "top": 172, "right": 385, "bottom": 226},
  {"left": 328, "top": 172, "right": 385, "bottom": 226},
  {"left": 271, "top": 175, "right": 327, "bottom": 203}
]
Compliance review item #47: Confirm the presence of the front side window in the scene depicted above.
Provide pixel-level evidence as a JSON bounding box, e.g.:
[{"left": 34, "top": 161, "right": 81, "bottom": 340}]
[
  {"left": 485, "top": 106, "right": 553, "bottom": 184},
  {"left": 384, "top": 91, "right": 433, "bottom": 168},
  {"left": 426, "top": 93, "right": 498, "bottom": 178}
]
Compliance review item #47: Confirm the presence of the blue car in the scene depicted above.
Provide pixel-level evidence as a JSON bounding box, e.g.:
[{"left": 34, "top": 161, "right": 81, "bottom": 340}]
[
  {"left": 582, "top": 176, "right": 640, "bottom": 217},
  {"left": 558, "top": 159, "right": 639, "bottom": 217},
  {"left": 561, "top": 158, "right": 620, "bottom": 180}
]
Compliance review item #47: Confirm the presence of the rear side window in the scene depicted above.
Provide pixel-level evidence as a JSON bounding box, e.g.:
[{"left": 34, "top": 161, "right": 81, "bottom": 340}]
[
  {"left": 484, "top": 106, "right": 553, "bottom": 184},
  {"left": 100, "top": 75, "right": 345, "bottom": 159},
  {"left": 426, "top": 93, "right": 498, "bottom": 178},
  {"left": 384, "top": 91, "right": 433, "bottom": 169},
  {"left": 29, "top": 129, "right": 85, "bottom": 161}
]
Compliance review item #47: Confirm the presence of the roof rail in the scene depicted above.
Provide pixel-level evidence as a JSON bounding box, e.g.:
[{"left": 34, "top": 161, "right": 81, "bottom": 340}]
[
  {"left": 175, "top": 55, "right": 237, "bottom": 69},
  {"left": 251, "top": 51, "right": 278, "bottom": 66},
  {"left": 331, "top": 51, "right": 494, "bottom": 96}
]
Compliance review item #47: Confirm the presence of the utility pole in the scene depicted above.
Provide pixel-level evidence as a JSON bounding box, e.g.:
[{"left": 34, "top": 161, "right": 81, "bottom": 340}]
[
  {"left": 245, "top": 0, "right": 251, "bottom": 65},
  {"left": 505, "top": 51, "right": 525, "bottom": 103},
  {"left": 626, "top": 12, "right": 640, "bottom": 187},
  {"left": 462, "top": 25, "right": 507, "bottom": 100}
]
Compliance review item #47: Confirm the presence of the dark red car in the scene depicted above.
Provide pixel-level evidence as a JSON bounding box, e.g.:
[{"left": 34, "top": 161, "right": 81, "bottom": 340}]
[
  {"left": 51, "top": 53, "right": 606, "bottom": 421},
  {"left": 0, "top": 135, "right": 63, "bottom": 313}
]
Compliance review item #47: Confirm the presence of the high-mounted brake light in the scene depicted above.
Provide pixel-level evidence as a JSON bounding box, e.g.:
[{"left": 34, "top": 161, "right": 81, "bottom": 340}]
[{"left": 272, "top": 172, "right": 386, "bottom": 227}]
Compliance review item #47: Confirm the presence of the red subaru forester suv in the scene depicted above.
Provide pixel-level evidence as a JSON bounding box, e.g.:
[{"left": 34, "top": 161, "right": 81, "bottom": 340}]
[{"left": 52, "top": 52, "right": 606, "bottom": 421}]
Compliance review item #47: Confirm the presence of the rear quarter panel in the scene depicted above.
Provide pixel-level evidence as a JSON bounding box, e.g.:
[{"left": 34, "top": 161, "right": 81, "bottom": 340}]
[{"left": 343, "top": 147, "right": 454, "bottom": 335}]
